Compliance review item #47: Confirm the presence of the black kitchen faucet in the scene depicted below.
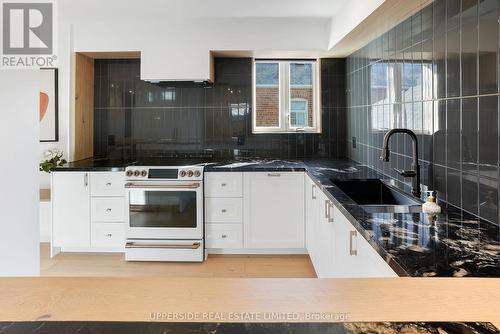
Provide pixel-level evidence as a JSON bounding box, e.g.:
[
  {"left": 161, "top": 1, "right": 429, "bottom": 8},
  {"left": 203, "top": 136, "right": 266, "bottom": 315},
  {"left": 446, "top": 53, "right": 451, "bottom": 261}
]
[{"left": 380, "top": 128, "right": 421, "bottom": 198}]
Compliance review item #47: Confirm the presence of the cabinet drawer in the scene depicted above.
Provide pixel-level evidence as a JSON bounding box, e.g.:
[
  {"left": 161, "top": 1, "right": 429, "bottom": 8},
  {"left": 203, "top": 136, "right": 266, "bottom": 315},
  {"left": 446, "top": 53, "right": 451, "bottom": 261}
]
[
  {"left": 91, "top": 222, "right": 125, "bottom": 248},
  {"left": 90, "top": 172, "right": 125, "bottom": 197},
  {"left": 206, "top": 224, "right": 243, "bottom": 249},
  {"left": 205, "top": 172, "right": 243, "bottom": 197},
  {"left": 91, "top": 197, "right": 126, "bottom": 222},
  {"left": 205, "top": 198, "right": 243, "bottom": 223}
]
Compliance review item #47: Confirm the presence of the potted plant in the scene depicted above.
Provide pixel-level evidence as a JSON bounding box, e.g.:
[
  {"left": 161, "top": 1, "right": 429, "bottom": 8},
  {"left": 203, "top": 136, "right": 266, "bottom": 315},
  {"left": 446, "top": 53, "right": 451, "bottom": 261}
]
[{"left": 40, "top": 149, "right": 67, "bottom": 173}]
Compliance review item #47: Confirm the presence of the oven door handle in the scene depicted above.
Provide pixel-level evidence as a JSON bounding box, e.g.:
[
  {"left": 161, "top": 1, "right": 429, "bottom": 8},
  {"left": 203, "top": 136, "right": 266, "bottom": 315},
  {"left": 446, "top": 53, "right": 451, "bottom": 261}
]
[
  {"left": 125, "top": 241, "right": 201, "bottom": 249},
  {"left": 125, "top": 182, "right": 200, "bottom": 189}
]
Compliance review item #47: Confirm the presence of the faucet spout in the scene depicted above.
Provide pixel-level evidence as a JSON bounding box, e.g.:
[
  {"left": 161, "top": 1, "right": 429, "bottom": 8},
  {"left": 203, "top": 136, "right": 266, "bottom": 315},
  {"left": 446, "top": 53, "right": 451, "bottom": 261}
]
[{"left": 380, "top": 129, "right": 421, "bottom": 198}]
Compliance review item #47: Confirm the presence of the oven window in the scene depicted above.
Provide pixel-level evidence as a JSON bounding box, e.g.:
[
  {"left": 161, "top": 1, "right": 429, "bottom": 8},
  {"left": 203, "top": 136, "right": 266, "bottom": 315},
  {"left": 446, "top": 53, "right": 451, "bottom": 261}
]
[{"left": 129, "top": 190, "right": 197, "bottom": 228}]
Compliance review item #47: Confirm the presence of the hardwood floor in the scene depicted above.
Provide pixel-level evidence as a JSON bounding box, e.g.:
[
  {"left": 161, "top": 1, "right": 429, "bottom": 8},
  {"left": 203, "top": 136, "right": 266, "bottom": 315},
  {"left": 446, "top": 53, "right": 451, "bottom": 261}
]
[{"left": 40, "top": 244, "right": 316, "bottom": 278}]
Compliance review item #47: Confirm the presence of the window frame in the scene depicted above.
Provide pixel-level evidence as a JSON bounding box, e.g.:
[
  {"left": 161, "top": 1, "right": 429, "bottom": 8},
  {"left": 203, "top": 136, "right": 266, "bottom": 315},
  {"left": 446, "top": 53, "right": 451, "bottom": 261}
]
[{"left": 252, "top": 59, "right": 321, "bottom": 134}]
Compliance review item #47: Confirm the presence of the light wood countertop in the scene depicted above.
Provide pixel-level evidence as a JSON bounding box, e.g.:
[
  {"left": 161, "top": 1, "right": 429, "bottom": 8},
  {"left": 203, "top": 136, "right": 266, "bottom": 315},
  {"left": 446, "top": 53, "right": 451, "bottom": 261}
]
[{"left": 0, "top": 277, "right": 499, "bottom": 327}]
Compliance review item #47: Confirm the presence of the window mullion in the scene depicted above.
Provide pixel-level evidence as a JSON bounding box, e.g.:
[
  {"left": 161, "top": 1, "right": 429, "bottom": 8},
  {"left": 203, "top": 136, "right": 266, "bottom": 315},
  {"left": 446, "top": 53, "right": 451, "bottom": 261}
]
[{"left": 282, "top": 62, "right": 290, "bottom": 132}]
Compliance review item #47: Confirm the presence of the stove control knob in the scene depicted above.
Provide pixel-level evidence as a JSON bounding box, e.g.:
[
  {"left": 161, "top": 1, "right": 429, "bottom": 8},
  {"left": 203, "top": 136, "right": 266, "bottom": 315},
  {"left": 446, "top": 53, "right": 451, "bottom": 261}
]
[
  {"left": 187, "top": 170, "right": 194, "bottom": 177},
  {"left": 126, "top": 170, "right": 133, "bottom": 177},
  {"left": 133, "top": 170, "right": 140, "bottom": 177},
  {"left": 194, "top": 170, "right": 201, "bottom": 177},
  {"left": 179, "top": 170, "right": 186, "bottom": 177},
  {"left": 140, "top": 170, "right": 148, "bottom": 177}
]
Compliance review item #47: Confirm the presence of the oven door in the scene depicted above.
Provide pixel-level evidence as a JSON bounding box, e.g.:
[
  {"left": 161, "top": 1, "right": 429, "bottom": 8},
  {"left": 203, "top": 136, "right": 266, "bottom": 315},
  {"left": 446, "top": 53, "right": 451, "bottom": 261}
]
[{"left": 125, "top": 181, "right": 203, "bottom": 240}]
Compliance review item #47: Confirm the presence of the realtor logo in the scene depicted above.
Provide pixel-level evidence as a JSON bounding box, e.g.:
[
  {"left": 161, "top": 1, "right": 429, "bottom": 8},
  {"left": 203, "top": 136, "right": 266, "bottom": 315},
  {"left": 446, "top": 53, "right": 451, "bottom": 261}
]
[{"left": 1, "top": 0, "right": 57, "bottom": 69}]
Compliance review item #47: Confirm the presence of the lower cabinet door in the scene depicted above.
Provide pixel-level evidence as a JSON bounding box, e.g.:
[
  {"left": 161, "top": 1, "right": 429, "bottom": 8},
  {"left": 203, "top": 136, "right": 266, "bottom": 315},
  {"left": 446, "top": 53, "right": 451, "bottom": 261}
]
[
  {"left": 315, "top": 190, "right": 335, "bottom": 278},
  {"left": 332, "top": 207, "right": 397, "bottom": 277},
  {"left": 243, "top": 172, "right": 305, "bottom": 249},
  {"left": 206, "top": 224, "right": 243, "bottom": 249},
  {"left": 52, "top": 172, "right": 90, "bottom": 248},
  {"left": 91, "top": 222, "right": 125, "bottom": 249}
]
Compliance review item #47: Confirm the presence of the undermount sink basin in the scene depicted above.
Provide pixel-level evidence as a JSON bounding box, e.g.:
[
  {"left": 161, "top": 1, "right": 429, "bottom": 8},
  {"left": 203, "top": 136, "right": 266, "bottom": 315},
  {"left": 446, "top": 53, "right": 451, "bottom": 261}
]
[{"left": 330, "top": 179, "right": 422, "bottom": 213}]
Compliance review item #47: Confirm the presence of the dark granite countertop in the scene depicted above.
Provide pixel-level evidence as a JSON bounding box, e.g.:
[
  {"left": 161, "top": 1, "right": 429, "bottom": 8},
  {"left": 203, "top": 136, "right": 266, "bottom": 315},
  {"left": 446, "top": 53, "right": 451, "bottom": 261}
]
[
  {"left": 302, "top": 160, "right": 500, "bottom": 277},
  {"left": 0, "top": 322, "right": 497, "bottom": 334},
  {"left": 52, "top": 158, "right": 132, "bottom": 171},
  {"left": 53, "top": 157, "right": 500, "bottom": 277}
]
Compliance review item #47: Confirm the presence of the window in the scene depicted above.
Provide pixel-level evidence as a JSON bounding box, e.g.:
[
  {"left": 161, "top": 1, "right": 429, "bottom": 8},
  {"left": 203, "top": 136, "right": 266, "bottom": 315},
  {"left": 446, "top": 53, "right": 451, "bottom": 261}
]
[
  {"left": 290, "top": 99, "right": 308, "bottom": 127},
  {"left": 253, "top": 60, "right": 320, "bottom": 133}
]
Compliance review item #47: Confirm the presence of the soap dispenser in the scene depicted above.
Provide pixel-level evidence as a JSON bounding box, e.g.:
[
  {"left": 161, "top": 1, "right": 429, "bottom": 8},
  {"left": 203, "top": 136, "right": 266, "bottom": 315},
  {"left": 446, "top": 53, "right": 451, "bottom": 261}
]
[{"left": 422, "top": 191, "right": 441, "bottom": 214}]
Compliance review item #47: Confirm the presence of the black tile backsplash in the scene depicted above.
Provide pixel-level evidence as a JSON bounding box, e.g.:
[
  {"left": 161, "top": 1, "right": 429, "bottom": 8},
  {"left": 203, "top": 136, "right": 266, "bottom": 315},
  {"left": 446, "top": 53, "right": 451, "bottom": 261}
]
[
  {"left": 94, "top": 58, "right": 346, "bottom": 161},
  {"left": 347, "top": 0, "right": 500, "bottom": 225}
]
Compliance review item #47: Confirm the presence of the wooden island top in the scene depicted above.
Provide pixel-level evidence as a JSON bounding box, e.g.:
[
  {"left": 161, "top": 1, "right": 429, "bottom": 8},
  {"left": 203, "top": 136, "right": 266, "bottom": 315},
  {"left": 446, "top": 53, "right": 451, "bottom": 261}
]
[{"left": 0, "top": 277, "right": 499, "bottom": 327}]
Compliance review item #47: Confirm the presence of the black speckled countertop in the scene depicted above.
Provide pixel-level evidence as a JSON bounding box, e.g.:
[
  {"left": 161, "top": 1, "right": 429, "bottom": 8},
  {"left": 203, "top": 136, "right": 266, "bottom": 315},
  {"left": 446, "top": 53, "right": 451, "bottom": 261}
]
[
  {"left": 206, "top": 159, "right": 500, "bottom": 277},
  {"left": 0, "top": 322, "right": 497, "bottom": 334},
  {"left": 53, "top": 158, "right": 500, "bottom": 277}
]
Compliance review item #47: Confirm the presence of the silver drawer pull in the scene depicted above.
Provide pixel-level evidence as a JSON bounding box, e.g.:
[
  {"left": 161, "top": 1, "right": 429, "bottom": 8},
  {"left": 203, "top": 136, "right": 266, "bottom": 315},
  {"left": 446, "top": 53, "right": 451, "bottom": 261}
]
[
  {"left": 221, "top": 183, "right": 227, "bottom": 187},
  {"left": 221, "top": 209, "right": 227, "bottom": 213},
  {"left": 126, "top": 242, "right": 201, "bottom": 249},
  {"left": 106, "top": 182, "right": 112, "bottom": 187},
  {"left": 221, "top": 234, "right": 227, "bottom": 239},
  {"left": 106, "top": 233, "right": 113, "bottom": 238},
  {"left": 349, "top": 230, "right": 358, "bottom": 256},
  {"left": 105, "top": 208, "right": 112, "bottom": 213},
  {"left": 328, "top": 202, "right": 334, "bottom": 223},
  {"left": 267, "top": 173, "right": 281, "bottom": 177},
  {"left": 312, "top": 184, "right": 316, "bottom": 200},
  {"left": 125, "top": 182, "right": 200, "bottom": 189}
]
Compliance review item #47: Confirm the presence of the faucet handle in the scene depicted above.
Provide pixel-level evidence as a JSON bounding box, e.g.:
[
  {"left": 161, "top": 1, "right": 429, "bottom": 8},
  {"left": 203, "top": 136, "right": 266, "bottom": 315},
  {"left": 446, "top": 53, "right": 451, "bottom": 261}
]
[{"left": 394, "top": 168, "right": 417, "bottom": 177}]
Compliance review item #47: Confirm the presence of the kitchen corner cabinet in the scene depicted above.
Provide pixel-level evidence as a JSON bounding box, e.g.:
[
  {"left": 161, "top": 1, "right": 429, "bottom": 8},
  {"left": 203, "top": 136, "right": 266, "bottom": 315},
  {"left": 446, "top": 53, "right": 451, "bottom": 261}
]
[
  {"left": 51, "top": 172, "right": 91, "bottom": 247},
  {"left": 243, "top": 172, "right": 305, "bottom": 249}
]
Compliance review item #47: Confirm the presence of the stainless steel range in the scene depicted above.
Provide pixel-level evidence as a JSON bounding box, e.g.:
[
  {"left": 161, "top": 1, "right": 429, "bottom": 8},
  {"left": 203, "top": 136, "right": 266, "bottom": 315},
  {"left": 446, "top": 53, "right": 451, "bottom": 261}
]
[{"left": 124, "top": 164, "right": 204, "bottom": 262}]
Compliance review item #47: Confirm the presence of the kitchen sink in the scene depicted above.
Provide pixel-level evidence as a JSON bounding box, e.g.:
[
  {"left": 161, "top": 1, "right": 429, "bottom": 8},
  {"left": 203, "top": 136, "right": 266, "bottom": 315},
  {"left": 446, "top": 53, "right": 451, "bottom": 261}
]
[{"left": 330, "top": 179, "right": 422, "bottom": 213}]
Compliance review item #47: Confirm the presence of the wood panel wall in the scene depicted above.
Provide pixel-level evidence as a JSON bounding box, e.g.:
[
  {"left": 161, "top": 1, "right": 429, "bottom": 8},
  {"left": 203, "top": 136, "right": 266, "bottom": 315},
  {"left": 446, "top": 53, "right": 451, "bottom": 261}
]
[{"left": 73, "top": 53, "right": 94, "bottom": 161}]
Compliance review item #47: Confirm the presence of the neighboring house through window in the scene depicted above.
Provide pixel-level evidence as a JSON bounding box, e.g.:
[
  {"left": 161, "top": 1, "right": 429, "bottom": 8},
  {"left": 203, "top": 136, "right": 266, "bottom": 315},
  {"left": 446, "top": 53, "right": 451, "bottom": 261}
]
[{"left": 253, "top": 60, "right": 320, "bottom": 133}]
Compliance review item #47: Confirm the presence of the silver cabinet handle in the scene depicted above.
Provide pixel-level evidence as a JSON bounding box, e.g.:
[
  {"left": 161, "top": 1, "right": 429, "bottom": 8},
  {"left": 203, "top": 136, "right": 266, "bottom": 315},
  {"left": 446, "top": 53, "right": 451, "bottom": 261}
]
[
  {"left": 221, "top": 234, "right": 227, "bottom": 239},
  {"left": 324, "top": 199, "right": 329, "bottom": 219},
  {"left": 84, "top": 173, "right": 88, "bottom": 187},
  {"left": 126, "top": 242, "right": 201, "bottom": 249},
  {"left": 105, "top": 208, "right": 112, "bottom": 213},
  {"left": 312, "top": 184, "right": 316, "bottom": 200},
  {"left": 106, "top": 233, "right": 113, "bottom": 238},
  {"left": 106, "top": 182, "right": 112, "bottom": 186},
  {"left": 221, "top": 209, "right": 227, "bottom": 213},
  {"left": 349, "top": 230, "right": 358, "bottom": 256},
  {"left": 221, "top": 183, "right": 227, "bottom": 187},
  {"left": 125, "top": 182, "right": 200, "bottom": 189},
  {"left": 267, "top": 173, "right": 281, "bottom": 177},
  {"left": 328, "top": 201, "right": 334, "bottom": 223}
]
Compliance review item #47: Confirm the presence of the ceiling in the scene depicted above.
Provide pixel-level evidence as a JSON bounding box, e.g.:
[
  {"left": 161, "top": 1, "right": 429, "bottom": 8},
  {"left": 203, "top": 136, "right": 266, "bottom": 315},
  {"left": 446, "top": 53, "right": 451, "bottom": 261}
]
[{"left": 60, "top": 0, "right": 351, "bottom": 20}]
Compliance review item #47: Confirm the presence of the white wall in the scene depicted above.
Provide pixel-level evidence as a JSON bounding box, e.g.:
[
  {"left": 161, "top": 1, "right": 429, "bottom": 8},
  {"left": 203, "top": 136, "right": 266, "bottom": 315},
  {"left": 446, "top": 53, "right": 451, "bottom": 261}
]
[
  {"left": 0, "top": 70, "right": 40, "bottom": 276},
  {"left": 327, "top": 0, "right": 385, "bottom": 49}
]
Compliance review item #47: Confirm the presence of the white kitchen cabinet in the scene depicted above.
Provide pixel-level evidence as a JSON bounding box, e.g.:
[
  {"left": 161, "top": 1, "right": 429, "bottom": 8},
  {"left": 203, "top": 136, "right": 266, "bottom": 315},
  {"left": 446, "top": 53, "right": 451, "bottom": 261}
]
[
  {"left": 51, "top": 172, "right": 90, "bottom": 248},
  {"left": 206, "top": 224, "right": 243, "bottom": 249},
  {"left": 243, "top": 172, "right": 305, "bottom": 249},
  {"left": 314, "top": 190, "right": 335, "bottom": 278},
  {"left": 332, "top": 205, "right": 397, "bottom": 277},
  {"left": 305, "top": 175, "right": 319, "bottom": 267},
  {"left": 91, "top": 222, "right": 125, "bottom": 249},
  {"left": 90, "top": 172, "right": 125, "bottom": 197},
  {"left": 205, "top": 172, "right": 243, "bottom": 198},
  {"left": 91, "top": 197, "right": 126, "bottom": 222},
  {"left": 205, "top": 198, "right": 243, "bottom": 223}
]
